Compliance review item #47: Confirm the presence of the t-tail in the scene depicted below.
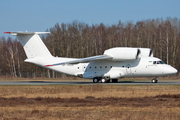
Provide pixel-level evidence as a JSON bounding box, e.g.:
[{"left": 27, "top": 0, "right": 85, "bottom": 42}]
[{"left": 4, "top": 31, "right": 52, "bottom": 59}]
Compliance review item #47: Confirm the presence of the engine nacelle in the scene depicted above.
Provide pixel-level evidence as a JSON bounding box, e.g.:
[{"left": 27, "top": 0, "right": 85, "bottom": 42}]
[
  {"left": 104, "top": 47, "right": 141, "bottom": 61},
  {"left": 139, "top": 48, "right": 153, "bottom": 57}
]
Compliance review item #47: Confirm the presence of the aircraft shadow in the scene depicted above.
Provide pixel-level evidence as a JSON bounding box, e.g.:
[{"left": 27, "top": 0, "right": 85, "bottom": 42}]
[
  {"left": 116, "top": 81, "right": 149, "bottom": 83},
  {"left": 19, "top": 81, "right": 93, "bottom": 85},
  {"left": 18, "top": 80, "right": 151, "bottom": 85}
]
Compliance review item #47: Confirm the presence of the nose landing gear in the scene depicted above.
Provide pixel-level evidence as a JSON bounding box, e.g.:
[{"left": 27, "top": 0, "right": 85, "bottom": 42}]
[{"left": 151, "top": 77, "right": 158, "bottom": 83}]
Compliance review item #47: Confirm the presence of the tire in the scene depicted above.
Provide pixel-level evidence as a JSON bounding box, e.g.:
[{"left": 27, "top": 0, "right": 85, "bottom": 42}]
[
  {"left": 151, "top": 79, "right": 157, "bottom": 83},
  {"left": 107, "top": 79, "right": 110, "bottom": 83},
  {"left": 93, "top": 78, "right": 99, "bottom": 83},
  {"left": 101, "top": 78, "right": 106, "bottom": 83}
]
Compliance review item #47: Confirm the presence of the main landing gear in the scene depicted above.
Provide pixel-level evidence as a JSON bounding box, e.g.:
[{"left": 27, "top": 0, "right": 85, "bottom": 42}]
[
  {"left": 93, "top": 77, "right": 117, "bottom": 83},
  {"left": 151, "top": 77, "right": 158, "bottom": 83}
]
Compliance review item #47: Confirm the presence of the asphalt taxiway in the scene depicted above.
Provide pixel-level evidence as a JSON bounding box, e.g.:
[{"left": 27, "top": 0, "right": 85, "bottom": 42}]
[{"left": 0, "top": 80, "right": 180, "bottom": 85}]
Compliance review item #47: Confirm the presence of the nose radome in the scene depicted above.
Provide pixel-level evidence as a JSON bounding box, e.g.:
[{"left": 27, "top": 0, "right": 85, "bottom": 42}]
[
  {"left": 169, "top": 66, "right": 178, "bottom": 74},
  {"left": 172, "top": 67, "right": 178, "bottom": 74}
]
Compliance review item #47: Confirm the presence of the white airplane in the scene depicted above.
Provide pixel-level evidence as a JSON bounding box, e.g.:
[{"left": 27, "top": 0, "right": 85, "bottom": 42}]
[{"left": 4, "top": 31, "right": 178, "bottom": 83}]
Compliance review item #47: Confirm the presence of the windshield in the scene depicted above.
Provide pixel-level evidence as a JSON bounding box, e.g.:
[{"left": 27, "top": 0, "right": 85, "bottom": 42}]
[{"left": 153, "top": 61, "right": 165, "bottom": 64}]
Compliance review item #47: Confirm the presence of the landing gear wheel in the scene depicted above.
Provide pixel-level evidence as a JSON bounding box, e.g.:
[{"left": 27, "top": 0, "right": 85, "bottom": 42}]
[
  {"left": 151, "top": 77, "right": 158, "bottom": 83},
  {"left": 93, "top": 78, "right": 99, "bottom": 83},
  {"left": 151, "top": 79, "right": 158, "bottom": 83},
  {"left": 107, "top": 79, "right": 110, "bottom": 83},
  {"left": 101, "top": 78, "right": 110, "bottom": 83},
  {"left": 101, "top": 78, "right": 106, "bottom": 83},
  {"left": 112, "top": 79, "right": 118, "bottom": 83}
]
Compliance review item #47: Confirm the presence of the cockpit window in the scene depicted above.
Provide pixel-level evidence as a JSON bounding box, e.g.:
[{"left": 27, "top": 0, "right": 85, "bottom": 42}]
[
  {"left": 159, "top": 61, "right": 165, "bottom": 64},
  {"left": 153, "top": 61, "right": 165, "bottom": 64}
]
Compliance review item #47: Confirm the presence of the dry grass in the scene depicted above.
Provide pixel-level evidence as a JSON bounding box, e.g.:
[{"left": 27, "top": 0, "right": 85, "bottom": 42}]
[
  {"left": 1, "top": 106, "right": 180, "bottom": 120},
  {"left": 0, "top": 83, "right": 180, "bottom": 119},
  {"left": 0, "top": 85, "right": 180, "bottom": 98}
]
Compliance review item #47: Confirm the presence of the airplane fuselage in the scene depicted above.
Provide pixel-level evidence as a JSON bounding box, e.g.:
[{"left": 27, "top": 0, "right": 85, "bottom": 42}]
[{"left": 26, "top": 56, "right": 177, "bottom": 79}]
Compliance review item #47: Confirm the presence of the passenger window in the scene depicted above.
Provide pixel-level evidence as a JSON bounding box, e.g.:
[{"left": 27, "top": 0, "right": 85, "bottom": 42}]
[
  {"left": 153, "top": 61, "right": 156, "bottom": 64},
  {"left": 100, "top": 66, "right": 102, "bottom": 68},
  {"left": 105, "top": 66, "right": 107, "bottom": 68},
  {"left": 157, "top": 61, "right": 160, "bottom": 64}
]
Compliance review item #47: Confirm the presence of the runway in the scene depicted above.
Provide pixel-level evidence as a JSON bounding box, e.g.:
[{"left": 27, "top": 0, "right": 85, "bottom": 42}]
[{"left": 0, "top": 80, "right": 180, "bottom": 85}]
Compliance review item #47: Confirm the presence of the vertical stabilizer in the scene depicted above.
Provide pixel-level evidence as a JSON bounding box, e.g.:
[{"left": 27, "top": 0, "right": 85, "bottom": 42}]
[{"left": 4, "top": 32, "right": 52, "bottom": 59}]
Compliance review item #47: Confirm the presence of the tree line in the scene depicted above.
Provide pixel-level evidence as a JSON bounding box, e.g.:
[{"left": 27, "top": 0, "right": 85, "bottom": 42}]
[{"left": 0, "top": 17, "right": 180, "bottom": 78}]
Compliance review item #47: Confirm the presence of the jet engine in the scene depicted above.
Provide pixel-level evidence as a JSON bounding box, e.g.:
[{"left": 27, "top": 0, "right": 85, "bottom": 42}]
[{"left": 104, "top": 47, "right": 141, "bottom": 61}]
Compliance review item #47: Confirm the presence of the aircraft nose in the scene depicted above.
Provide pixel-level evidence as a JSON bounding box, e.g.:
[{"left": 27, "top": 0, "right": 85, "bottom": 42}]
[
  {"left": 169, "top": 66, "right": 178, "bottom": 74},
  {"left": 163, "top": 65, "right": 178, "bottom": 75},
  {"left": 172, "top": 67, "right": 178, "bottom": 74}
]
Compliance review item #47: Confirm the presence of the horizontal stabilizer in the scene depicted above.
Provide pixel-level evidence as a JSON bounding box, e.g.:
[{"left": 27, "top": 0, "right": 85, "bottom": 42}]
[{"left": 4, "top": 31, "right": 50, "bottom": 36}]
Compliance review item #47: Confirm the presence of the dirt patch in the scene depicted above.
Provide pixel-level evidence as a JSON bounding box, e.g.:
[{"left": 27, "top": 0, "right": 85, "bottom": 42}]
[{"left": 0, "top": 94, "right": 180, "bottom": 108}]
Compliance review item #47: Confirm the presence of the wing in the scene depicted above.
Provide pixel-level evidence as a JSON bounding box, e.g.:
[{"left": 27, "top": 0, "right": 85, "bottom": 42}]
[{"left": 46, "top": 55, "right": 112, "bottom": 66}]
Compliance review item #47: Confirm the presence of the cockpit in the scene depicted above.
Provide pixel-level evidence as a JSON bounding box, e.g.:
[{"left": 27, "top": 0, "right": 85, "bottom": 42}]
[{"left": 153, "top": 61, "right": 165, "bottom": 64}]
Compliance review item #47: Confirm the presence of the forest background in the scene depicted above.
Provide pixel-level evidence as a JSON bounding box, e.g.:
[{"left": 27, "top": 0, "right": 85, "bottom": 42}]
[{"left": 0, "top": 17, "right": 180, "bottom": 78}]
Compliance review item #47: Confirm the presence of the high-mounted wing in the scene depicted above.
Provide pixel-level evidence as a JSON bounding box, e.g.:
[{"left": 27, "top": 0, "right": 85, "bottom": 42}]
[{"left": 46, "top": 55, "right": 112, "bottom": 66}]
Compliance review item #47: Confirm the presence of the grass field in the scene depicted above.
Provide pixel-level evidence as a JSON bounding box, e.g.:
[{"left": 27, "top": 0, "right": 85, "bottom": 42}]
[{"left": 0, "top": 78, "right": 180, "bottom": 119}]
